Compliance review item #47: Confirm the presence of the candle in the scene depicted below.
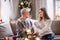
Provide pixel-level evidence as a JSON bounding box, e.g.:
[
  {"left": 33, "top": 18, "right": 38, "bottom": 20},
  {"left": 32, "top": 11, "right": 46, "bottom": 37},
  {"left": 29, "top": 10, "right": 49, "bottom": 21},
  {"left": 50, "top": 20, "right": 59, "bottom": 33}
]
[
  {"left": 35, "top": 37, "right": 40, "bottom": 40},
  {"left": 25, "top": 38, "right": 29, "bottom": 40},
  {"left": 4, "top": 37, "right": 9, "bottom": 40}
]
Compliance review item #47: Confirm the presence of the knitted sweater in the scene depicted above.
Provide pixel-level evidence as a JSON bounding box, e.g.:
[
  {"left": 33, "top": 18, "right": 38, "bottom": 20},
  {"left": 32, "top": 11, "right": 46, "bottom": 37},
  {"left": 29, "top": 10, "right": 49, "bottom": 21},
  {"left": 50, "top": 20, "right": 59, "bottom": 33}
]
[{"left": 34, "top": 19, "right": 54, "bottom": 37}]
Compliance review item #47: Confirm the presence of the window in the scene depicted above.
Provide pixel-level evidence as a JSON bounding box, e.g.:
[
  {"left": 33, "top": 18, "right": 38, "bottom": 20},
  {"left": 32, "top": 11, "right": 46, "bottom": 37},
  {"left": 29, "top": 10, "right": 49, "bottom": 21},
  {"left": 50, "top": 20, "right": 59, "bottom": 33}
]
[{"left": 54, "top": 0, "right": 60, "bottom": 20}]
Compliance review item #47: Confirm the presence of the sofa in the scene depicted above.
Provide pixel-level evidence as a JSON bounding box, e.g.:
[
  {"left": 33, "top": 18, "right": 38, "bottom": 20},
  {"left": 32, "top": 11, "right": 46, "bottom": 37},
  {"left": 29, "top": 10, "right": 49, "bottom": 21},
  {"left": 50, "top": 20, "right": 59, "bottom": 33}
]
[{"left": 10, "top": 20, "right": 60, "bottom": 36}]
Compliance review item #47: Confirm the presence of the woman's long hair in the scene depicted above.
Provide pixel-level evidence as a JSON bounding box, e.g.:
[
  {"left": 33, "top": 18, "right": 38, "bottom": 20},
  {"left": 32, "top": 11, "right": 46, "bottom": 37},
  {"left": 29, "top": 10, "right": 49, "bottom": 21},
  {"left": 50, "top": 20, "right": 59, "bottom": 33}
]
[{"left": 40, "top": 8, "right": 50, "bottom": 21}]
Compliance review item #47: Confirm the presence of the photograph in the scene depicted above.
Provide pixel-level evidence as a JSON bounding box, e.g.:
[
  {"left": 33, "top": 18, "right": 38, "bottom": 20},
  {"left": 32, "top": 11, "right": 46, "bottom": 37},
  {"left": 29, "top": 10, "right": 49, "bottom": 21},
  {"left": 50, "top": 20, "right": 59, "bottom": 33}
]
[{"left": 0, "top": 0, "right": 60, "bottom": 40}]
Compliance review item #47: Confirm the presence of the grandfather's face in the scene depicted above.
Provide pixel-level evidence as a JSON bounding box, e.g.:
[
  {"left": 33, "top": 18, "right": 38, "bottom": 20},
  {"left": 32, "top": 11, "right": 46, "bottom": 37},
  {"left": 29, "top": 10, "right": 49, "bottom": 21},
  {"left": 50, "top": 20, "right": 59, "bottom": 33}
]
[{"left": 23, "top": 11, "right": 29, "bottom": 18}]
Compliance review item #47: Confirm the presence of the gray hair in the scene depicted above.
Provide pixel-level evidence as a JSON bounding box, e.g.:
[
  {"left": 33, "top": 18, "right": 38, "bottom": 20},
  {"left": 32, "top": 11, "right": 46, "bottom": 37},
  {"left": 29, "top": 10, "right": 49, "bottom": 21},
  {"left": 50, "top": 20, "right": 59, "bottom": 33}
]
[{"left": 21, "top": 8, "right": 30, "bottom": 15}]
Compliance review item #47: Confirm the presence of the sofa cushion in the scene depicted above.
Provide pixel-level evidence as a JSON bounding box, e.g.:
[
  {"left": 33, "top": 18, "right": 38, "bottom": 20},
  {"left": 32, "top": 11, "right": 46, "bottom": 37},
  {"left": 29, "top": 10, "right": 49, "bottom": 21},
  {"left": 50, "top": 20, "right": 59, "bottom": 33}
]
[
  {"left": 51, "top": 20, "right": 60, "bottom": 35},
  {"left": 10, "top": 21, "right": 17, "bottom": 35},
  {"left": 0, "top": 22, "right": 13, "bottom": 38}
]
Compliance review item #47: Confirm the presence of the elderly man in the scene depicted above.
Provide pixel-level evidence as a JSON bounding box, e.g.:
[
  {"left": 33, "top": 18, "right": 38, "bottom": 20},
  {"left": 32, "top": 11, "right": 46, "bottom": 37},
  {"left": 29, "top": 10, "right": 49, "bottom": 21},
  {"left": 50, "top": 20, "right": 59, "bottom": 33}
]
[{"left": 16, "top": 8, "right": 34, "bottom": 37}]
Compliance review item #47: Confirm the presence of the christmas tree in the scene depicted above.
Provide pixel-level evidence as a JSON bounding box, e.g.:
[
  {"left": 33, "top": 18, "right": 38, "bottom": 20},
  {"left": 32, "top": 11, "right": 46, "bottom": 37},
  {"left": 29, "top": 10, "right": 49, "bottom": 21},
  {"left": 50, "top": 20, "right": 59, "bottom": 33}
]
[
  {"left": 19, "top": 0, "right": 31, "bottom": 9},
  {"left": 18, "top": 0, "right": 32, "bottom": 17}
]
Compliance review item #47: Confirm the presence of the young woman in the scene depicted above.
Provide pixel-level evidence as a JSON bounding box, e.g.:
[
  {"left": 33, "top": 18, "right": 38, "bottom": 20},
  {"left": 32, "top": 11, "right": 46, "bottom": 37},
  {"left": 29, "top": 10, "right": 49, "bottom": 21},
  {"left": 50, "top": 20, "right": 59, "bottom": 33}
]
[{"left": 34, "top": 8, "right": 54, "bottom": 40}]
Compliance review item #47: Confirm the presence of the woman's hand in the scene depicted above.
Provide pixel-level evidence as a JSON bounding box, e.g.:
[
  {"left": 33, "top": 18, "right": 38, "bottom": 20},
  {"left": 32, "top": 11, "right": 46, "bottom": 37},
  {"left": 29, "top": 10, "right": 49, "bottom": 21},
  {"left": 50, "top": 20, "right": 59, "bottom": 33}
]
[{"left": 33, "top": 32, "right": 39, "bottom": 36}]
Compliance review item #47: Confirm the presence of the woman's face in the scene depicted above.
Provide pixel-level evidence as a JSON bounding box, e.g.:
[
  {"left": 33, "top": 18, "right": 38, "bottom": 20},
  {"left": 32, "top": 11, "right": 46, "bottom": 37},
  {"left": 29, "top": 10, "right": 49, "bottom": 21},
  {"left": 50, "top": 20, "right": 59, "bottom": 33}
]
[{"left": 39, "top": 10, "right": 44, "bottom": 18}]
